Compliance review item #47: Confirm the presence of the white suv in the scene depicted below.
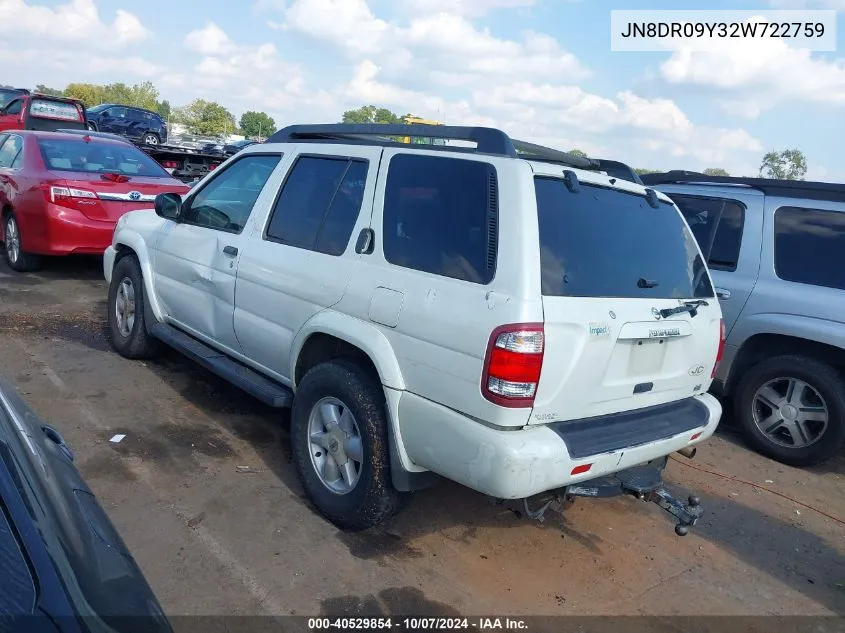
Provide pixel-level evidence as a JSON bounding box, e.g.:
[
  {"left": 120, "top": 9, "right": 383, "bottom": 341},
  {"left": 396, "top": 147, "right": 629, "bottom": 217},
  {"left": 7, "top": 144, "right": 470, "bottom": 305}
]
[{"left": 103, "top": 124, "right": 724, "bottom": 535}]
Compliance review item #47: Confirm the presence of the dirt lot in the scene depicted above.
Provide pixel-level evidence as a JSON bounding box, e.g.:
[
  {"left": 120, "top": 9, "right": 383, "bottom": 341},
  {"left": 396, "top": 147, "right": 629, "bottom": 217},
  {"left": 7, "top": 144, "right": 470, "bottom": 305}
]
[{"left": 1, "top": 255, "right": 844, "bottom": 622}]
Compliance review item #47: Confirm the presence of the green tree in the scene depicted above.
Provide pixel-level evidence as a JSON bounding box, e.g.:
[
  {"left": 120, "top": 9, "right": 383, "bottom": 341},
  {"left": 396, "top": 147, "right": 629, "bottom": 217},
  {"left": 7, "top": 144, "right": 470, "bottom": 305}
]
[
  {"left": 156, "top": 99, "right": 172, "bottom": 121},
  {"left": 341, "top": 105, "right": 403, "bottom": 124},
  {"left": 634, "top": 168, "right": 658, "bottom": 175},
  {"left": 64, "top": 83, "right": 104, "bottom": 107},
  {"left": 759, "top": 148, "right": 807, "bottom": 180},
  {"left": 35, "top": 84, "right": 64, "bottom": 97},
  {"left": 239, "top": 110, "right": 276, "bottom": 139},
  {"left": 180, "top": 99, "right": 236, "bottom": 135},
  {"left": 568, "top": 149, "right": 588, "bottom": 158},
  {"left": 703, "top": 167, "right": 730, "bottom": 176}
]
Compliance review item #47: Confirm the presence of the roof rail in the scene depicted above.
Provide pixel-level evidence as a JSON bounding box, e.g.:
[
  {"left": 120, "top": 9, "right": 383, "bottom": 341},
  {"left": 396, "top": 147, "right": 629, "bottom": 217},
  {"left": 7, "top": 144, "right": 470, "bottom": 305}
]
[
  {"left": 640, "top": 170, "right": 845, "bottom": 202},
  {"left": 512, "top": 140, "right": 643, "bottom": 185},
  {"left": 267, "top": 123, "right": 518, "bottom": 157}
]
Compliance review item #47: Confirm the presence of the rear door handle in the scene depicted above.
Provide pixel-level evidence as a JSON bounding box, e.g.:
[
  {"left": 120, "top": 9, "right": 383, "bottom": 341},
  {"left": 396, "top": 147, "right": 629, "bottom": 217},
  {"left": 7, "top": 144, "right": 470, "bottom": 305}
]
[
  {"left": 223, "top": 245, "right": 238, "bottom": 257},
  {"left": 715, "top": 287, "right": 731, "bottom": 300}
]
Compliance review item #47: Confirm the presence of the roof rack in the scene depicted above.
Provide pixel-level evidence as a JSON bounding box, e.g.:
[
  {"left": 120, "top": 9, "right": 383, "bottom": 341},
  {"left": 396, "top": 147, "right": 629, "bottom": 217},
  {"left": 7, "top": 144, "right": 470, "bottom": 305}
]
[
  {"left": 267, "top": 123, "right": 517, "bottom": 157},
  {"left": 640, "top": 170, "right": 845, "bottom": 202},
  {"left": 266, "top": 123, "right": 642, "bottom": 184}
]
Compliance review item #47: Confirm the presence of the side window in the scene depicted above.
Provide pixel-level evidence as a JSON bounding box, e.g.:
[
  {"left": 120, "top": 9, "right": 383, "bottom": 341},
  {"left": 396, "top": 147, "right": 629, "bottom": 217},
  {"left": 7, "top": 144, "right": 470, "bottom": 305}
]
[
  {"left": 265, "top": 156, "right": 368, "bottom": 256},
  {"left": 4, "top": 99, "right": 22, "bottom": 115},
  {"left": 382, "top": 154, "right": 497, "bottom": 284},
  {"left": 107, "top": 107, "right": 127, "bottom": 119},
  {"left": 126, "top": 109, "right": 143, "bottom": 121},
  {"left": 775, "top": 206, "right": 845, "bottom": 291},
  {"left": 672, "top": 194, "right": 745, "bottom": 271},
  {"left": 0, "top": 136, "right": 23, "bottom": 169},
  {"left": 182, "top": 154, "right": 282, "bottom": 233}
]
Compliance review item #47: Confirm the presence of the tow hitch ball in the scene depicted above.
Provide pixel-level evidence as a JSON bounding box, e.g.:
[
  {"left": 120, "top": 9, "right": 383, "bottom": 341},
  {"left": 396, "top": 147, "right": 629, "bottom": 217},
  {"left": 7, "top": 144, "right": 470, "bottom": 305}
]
[{"left": 644, "top": 488, "right": 703, "bottom": 536}]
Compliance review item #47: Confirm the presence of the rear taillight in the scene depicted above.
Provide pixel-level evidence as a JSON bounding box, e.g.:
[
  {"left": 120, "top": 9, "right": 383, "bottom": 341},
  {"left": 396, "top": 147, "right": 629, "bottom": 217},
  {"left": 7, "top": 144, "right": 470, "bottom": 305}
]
[
  {"left": 161, "top": 161, "right": 179, "bottom": 169},
  {"left": 481, "top": 324, "right": 544, "bottom": 408},
  {"left": 46, "top": 185, "right": 98, "bottom": 209},
  {"left": 712, "top": 318, "right": 726, "bottom": 378}
]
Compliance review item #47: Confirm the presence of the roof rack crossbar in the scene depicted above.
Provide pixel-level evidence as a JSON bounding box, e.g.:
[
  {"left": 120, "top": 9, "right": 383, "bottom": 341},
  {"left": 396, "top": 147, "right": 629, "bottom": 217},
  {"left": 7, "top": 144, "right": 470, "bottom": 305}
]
[
  {"left": 511, "top": 139, "right": 595, "bottom": 170},
  {"left": 267, "top": 123, "right": 517, "bottom": 156}
]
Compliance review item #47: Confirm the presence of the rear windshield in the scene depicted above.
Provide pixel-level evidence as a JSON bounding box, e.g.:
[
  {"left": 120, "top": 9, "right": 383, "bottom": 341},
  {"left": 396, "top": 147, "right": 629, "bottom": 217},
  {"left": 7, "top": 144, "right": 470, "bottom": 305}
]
[
  {"left": 29, "top": 98, "right": 82, "bottom": 122},
  {"left": 0, "top": 89, "right": 25, "bottom": 108},
  {"left": 534, "top": 176, "right": 713, "bottom": 299},
  {"left": 37, "top": 137, "right": 171, "bottom": 178}
]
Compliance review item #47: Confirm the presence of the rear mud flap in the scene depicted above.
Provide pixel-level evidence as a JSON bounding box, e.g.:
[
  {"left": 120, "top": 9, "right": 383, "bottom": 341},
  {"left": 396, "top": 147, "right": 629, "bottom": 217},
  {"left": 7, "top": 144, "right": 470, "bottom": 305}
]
[{"left": 520, "top": 457, "right": 704, "bottom": 536}]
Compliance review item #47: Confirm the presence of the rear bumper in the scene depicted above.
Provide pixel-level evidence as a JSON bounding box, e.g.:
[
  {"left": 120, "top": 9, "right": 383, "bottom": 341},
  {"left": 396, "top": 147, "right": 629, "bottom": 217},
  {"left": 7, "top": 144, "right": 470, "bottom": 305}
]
[
  {"left": 39, "top": 205, "right": 116, "bottom": 256},
  {"left": 397, "top": 393, "right": 722, "bottom": 499}
]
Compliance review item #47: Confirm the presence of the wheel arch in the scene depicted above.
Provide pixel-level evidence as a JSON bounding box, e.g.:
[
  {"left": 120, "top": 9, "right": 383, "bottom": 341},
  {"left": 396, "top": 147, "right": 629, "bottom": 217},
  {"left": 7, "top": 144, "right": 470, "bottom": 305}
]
[{"left": 111, "top": 233, "right": 164, "bottom": 322}]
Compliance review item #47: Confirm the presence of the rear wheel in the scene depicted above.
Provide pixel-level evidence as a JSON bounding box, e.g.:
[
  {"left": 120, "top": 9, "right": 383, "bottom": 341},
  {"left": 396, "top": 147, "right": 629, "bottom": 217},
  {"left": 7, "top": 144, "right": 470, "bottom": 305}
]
[
  {"left": 2, "top": 213, "right": 42, "bottom": 272},
  {"left": 86, "top": 122, "right": 97, "bottom": 131},
  {"left": 142, "top": 133, "right": 159, "bottom": 146},
  {"left": 107, "top": 255, "right": 160, "bottom": 359},
  {"left": 291, "top": 360, "right": 406, "bottom": 530},
  {"left": 734, "top": 355, "right": 845, "bottom": 467}
]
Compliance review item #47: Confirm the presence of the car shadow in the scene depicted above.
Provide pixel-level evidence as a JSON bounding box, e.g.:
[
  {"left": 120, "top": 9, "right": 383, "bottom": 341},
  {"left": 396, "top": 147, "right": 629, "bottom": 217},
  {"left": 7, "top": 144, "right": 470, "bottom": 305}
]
[{"left": 0, "top": 253, "right": 105, "bottom": 281}]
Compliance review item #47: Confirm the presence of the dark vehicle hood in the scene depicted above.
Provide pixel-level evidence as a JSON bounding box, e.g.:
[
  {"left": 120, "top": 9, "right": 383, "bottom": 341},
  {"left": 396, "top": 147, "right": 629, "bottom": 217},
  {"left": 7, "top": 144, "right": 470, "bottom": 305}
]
[{"left": 0, "top": 378, "right": 172, "bottom": 633}]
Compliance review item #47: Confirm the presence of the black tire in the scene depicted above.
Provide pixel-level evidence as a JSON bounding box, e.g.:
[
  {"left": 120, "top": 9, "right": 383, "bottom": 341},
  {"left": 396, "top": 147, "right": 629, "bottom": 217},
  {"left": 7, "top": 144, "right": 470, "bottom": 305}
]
[
  {"left": 2, "top": 212, "right": 42, "bottom": 272},
  {"left": 107, "top": 255, "right": 160, "bottom": 359},
  {"left": 142, "top": 133, "right": 159, "bottom": 146},
  {"left": 86, "top": 122, "right": 97, "bottom": 131},
  {"left": 291, "top": 360, "right": 406, "bottom": 530},
  {"left": 734, "top": 355, "right": 845, "bottom": 467}
]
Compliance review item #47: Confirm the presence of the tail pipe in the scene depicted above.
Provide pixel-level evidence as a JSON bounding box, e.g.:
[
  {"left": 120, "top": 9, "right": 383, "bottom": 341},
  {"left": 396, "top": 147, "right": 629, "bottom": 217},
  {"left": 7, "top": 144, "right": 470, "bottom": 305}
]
[{"left": 677, "top": 446, "right": 697, "bottom": 459}]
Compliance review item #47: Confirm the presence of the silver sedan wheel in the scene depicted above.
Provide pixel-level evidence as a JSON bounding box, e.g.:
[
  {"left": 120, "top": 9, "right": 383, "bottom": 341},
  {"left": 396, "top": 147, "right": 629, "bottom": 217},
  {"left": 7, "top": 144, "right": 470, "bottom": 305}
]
[
  {"left": 752, "top": 377, "right": 829, "bottom": 448},
  {"left": 114, "top": 277, "right": 136, "bottom": 338},
  {"left": 5, "top": 217, "right": 20, "bottom": 264},
  {"left": 308, "top": 397, "right": 364, "bottom": 495}
]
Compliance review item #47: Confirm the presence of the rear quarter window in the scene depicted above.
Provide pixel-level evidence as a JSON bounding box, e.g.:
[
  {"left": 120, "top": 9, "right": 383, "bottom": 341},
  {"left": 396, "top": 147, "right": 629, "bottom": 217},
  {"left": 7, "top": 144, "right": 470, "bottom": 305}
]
[
  {"left": 382, "top": 153, "right": 498, "bottom": 285},
  {"left": 774, "top": 206, "right": 845, "bottom": 290},
  {"left": 534, "top": 176, "right": 713, "bottom": 299}
]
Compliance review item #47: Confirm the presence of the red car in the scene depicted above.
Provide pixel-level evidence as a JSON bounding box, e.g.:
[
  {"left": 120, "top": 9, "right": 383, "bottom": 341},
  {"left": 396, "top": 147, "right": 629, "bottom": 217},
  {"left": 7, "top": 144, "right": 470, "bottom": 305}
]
[{"left": 0, "top": 130, "right": 190, "bottom": 272}]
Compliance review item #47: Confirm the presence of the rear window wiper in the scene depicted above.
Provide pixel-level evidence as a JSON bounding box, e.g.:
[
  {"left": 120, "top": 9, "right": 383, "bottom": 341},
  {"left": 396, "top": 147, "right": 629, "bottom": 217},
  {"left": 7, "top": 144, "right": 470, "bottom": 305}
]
[{"left": 660, "top": 300, "right": 709, "bottom": 319}]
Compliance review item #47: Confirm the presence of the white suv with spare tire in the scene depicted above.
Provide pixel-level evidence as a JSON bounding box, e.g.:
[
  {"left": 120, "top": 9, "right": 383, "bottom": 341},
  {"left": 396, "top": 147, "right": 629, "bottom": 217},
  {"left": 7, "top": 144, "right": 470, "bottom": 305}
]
[{"left": 103, "top": 124, "right": 725, "bottom": 535}]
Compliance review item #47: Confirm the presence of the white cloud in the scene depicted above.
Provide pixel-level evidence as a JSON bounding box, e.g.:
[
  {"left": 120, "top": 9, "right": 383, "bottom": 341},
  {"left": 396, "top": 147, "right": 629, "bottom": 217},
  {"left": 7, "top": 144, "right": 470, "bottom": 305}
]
[
  {"left": 184, "top": 22, "right": 239, "bottom": 56},
  {"left": 659, "top": 15, "right": 845, "bottom": 118},
  {"left": 399, "top": 0, "right": 536, "bottom": 17},
  {"left": 0, "top": 0, "right": 148, "bottom": 49},
  {"left": 280, "top": 0, "right": 589, "bottom": 80},
  {"left": 284, "top": 0, "right": 391, "bottom": 55},
  {"left": 765, "top": 0, "right": 845, "bottom": 7}
]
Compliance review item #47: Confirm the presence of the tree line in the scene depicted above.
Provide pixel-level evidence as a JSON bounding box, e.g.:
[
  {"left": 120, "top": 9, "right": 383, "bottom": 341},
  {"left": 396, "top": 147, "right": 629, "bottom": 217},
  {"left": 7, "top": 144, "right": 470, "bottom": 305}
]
[
  {"left": 12, "top": 89, "right": 811, "bottom": 178},
  {"left": 27, "top": 81, "right": 277, "bottom": 139}
]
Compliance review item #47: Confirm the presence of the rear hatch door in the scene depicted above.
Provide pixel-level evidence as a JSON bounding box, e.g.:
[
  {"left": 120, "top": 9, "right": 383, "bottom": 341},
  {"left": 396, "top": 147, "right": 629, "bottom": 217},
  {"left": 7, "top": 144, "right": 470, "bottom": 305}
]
[{"left": 528, "top": 167, "right": 722, "bottom": 424}]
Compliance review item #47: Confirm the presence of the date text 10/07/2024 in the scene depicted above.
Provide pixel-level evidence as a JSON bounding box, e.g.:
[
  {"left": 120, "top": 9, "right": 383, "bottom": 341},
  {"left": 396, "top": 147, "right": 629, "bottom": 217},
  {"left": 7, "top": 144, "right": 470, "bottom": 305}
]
[{"left": 307, "top": 617, "right": 530, "bottom": 630}]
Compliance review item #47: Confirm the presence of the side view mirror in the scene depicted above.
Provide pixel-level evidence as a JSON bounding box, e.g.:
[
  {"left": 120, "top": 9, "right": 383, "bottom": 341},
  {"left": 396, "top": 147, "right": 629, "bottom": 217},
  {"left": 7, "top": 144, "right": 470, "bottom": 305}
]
[{"left": 155, "top": 192, "right": 183, "bottom": 221}]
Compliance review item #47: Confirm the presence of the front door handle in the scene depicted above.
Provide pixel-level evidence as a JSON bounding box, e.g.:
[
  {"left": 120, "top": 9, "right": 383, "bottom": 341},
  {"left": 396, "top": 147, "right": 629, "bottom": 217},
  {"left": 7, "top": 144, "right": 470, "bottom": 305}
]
[
  {"left": 223, "top": 245, "right": 238, "bottom": 257},
  {"left": 715, "top": 287, "right": 731, "bottom": 300}
]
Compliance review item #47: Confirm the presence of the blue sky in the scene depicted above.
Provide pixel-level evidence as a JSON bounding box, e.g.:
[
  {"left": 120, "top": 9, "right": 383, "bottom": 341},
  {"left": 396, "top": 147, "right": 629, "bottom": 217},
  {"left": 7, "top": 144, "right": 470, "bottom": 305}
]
[{"left": 0, "top": 0, "right": 842, "bottom": 179}]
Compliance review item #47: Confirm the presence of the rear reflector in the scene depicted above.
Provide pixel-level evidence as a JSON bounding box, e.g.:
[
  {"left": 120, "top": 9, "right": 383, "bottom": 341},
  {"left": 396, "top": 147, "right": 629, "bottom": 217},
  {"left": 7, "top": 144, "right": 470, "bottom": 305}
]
[
  {"left": 712, "top": 318, "right": 726, "bottom": 378},
  {"left": 481, "top": 324, "right": 544, "bottom": 408},
  {"left": 571, "top": 464, "right": 592, "bottom": 476},
  {"left": 690, "top": 432, "right": 702, "bottom": 441}
]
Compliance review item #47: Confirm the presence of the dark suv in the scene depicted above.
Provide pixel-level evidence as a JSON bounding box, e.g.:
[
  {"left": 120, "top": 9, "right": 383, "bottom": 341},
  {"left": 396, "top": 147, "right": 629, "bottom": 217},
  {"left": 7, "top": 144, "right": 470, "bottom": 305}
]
[{"left": 85, "top": 104, "right": 168, "bottom": 146}]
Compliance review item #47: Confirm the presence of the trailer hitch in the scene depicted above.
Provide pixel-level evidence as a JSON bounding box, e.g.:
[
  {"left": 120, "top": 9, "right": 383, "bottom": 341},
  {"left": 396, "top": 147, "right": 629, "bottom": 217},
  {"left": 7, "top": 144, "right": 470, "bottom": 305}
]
[
  {"left": 515, "top": 457, "right": 705, "bottom": 536},
  {"left": 644, "top": 488, "right": 703, "bottom": 536}
]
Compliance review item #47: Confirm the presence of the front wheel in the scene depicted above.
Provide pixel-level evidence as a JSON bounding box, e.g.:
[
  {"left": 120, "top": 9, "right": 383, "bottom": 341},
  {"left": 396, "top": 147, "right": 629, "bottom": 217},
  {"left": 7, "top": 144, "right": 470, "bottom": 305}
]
[
  {"left": 86, "top": 122, "right": 97, "bottom": 131},
  {"left": 291, "top": 360, "right": 406, "bottom": 530},
  {"left": 3, "top": 213, "right": 42, "bottom": 272},
  {"left": 142, "top": 133, "right": 159, "bottom": 146},
  {"left": 107, "top": 255, "right": 160, "bottom": 359},
  {"left": 734, "top": 355, "right": 845, "bottom": 467}
]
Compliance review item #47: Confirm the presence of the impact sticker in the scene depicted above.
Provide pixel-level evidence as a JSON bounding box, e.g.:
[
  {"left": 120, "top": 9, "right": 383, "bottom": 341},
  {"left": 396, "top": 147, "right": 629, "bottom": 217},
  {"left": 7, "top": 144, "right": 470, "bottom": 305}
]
[{"left": 588, "top": 322, "right": 611, "bottom": 338}]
